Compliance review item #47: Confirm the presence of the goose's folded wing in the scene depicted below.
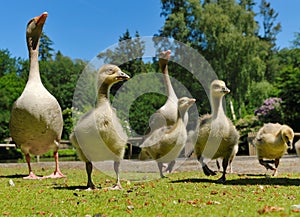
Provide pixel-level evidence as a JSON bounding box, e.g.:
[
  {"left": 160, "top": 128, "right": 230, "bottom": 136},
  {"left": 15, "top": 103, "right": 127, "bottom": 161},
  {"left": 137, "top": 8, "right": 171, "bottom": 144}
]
[
  {"left": 261, "top": 123, "right": 281, "bottom": 134},
  {"left": 140, "top": 126, "right": 170, "bottom": 148}
]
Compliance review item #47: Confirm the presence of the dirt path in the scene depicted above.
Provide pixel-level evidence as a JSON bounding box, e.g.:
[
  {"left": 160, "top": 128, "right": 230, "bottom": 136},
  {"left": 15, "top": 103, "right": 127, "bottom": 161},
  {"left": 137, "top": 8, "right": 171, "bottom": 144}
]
[{"left": 1, "top": 155, "right": 299, "bottom": 176}]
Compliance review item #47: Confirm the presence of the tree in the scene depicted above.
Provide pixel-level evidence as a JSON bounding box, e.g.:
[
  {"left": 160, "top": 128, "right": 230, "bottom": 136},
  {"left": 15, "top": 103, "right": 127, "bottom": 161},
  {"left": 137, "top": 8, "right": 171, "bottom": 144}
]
[
  {"left": 158, "top": 0, "right": 266, "bottom": 118},
  {"left": 258, "top": 0, "right": 281, "bottom": 82},
  {"left": 259, "top": 0, "right": 281, "bottom": 44},
  {"left": 291, "top": 32, "right": 300, "bottom": 48},
  {"left": 97, "top": 30, "right": 147, "bottom": 76},
  {"left": 40, "top": 51, "right": 86, "bottom": 110},
  {"left": 275, "top": 48, "right": 300, "bottom": 131},
  {"left": 159, "top": 0, "right": 202, "bottom": 47},
  {"left": 39, "top": 32, "right": 54, "bottom": 61},
  {"left": 244, "top": 80, "right": 276, "bottom": 116},
  {"left": 0, "top": 49, "right": 18, "bottom": 77},
  {"left": 0, "top": 52, "right": 25, "bottom": 140}
]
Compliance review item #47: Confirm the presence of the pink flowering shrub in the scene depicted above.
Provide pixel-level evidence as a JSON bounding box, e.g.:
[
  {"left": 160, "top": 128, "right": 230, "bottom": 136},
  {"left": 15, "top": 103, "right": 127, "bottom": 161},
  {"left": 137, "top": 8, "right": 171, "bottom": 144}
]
[{"left": 254, "top": 97, "right": 283, "bottom": 123}]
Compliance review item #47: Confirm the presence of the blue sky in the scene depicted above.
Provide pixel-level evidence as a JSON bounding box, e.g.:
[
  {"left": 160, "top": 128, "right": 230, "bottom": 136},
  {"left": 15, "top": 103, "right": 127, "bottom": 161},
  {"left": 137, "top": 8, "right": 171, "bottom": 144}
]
[{"left": 0, "top": 0, "right": 299, "bottom": 61}]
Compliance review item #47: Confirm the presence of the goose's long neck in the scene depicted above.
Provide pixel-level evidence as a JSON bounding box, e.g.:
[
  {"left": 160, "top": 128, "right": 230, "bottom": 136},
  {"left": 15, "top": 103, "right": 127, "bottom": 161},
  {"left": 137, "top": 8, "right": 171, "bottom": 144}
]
[
  {"left": 170, "top": 108, "right": 185, "bottom": 131},
  {"left": 97, "top": 82, "right": 111, "bottom": 105},
  {"left": 163, "top": 65, "right": 177, "bottom": 100},
  {"left": 28, "top": 48, "right": 41, "bottom": 83},
  {"left": 177, "top": 108, "right": 187, "bottom": 122},
  {"left": 211, "top": 95, "right": 225, "bottom": 119}
]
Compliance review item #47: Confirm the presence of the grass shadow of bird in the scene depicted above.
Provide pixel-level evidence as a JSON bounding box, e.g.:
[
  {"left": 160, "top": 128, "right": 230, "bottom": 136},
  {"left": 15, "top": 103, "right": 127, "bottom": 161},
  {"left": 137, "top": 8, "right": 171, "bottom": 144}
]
[
  {"left": 0, "top": 174, "right": 33, "bottom": 179},
  {"left": 53, "top": 185, "right": 102, "bottom": 191},
  {"left": 224, "top": 176, "right": 300, "bottom": 186},
  {"left": 170, "top": 178, "right": 216, "bottom": 184},
  {"left": 170, "top": 173, "right": 300, "bottom": 186}
]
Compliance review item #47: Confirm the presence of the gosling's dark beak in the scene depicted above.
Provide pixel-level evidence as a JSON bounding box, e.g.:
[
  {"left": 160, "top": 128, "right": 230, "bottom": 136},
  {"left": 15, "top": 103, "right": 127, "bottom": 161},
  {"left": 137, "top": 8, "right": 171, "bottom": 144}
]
[
  {"left": 189, "top": 98, "right": 196, "bottom": 105},
  {"left": 287, "top": 140, "right": 293, "bottom": 150},
  {"left": 159, "top": 50, "right": 171, "bottom": 60},
  {"left": 223, "top": 87, "right": 230, "bottom": 94}
]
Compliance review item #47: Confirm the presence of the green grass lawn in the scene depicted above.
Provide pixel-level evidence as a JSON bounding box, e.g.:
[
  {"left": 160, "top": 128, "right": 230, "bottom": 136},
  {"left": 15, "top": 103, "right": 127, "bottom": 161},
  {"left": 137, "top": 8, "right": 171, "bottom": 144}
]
[{"left": 1, "top": 166, "right": 300, "bottom": 217}]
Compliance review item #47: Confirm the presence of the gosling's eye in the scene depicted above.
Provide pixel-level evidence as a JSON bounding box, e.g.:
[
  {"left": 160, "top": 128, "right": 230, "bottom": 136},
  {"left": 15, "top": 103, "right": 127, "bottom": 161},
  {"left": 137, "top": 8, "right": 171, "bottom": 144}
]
[
  {"left": 212, "top": 84, "right": 220, "bottom": 89},
  {"left": 107, "top": 69, "right": 115, "bottom": 75},
  {"left": 285, "top": 136, "right": 290, "bottom": 141}
]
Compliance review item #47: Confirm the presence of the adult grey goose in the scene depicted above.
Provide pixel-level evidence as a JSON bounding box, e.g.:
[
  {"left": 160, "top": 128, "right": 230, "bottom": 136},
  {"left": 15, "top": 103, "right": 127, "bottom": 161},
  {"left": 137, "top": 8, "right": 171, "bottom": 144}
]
[{"left": 9, "top": 12, "right": 65, "bottom": 179}]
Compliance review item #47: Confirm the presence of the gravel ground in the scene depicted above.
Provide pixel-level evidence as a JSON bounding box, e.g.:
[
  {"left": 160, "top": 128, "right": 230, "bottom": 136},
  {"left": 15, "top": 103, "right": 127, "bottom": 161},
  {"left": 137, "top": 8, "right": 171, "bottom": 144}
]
[{"left": 1, "top": 155, "right": 300, "bottom": 177}]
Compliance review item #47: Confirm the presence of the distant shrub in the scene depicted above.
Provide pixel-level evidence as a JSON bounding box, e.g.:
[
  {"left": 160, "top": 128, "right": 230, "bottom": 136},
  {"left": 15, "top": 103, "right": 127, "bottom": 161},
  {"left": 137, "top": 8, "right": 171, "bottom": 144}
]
[{"left": 254, "top": 97, "right": 283, "bottom": 123}]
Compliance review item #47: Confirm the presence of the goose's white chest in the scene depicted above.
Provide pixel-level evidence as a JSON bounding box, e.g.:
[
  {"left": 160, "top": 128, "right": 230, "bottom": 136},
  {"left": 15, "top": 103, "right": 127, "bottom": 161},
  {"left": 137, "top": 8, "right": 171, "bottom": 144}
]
[{"left": 10, "top": 82, "right": 63, "bottom": 155}]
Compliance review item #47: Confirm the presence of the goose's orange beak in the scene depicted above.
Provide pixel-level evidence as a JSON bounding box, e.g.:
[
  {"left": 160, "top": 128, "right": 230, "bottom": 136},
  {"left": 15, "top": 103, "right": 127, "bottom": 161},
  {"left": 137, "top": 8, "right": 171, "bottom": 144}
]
[{"left": 34, "top": 12, "right": 48, "bottom": 25}]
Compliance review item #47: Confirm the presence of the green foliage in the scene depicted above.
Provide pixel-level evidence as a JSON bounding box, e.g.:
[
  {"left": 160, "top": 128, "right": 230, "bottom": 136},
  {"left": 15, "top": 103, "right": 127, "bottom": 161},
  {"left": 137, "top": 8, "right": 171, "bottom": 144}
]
[
  {"left": 39, "top": 32, "right": 54, "bottom": 61},
  {"left": 275, "top": 65, "right": 300, "bottom": 131},
  {"left": 0, "top": 50, "right": 26, "bottom": 140},
  {"left": 113, "top": 71, "right": 166, "bottom": 136},
  {"left": 259, "top": 0, "right": 281, "bottom": 44},
  {"left": 274, "top": 48, "right": 300, "bottom": 131},
  {"left": 62, "top": 108, "right": 76, "bottom": 140},
  {"left": 0, "top": 49, "right": 18, "bottom": 76},
  {"left": 40, "top": 51, "right": 86, "bottom": 110},
  {"left": 244, "top": 80, "right": 276, "bottom": 115},
  {"left": 0, "top": 73, "right": 26, "bottom": 139},
  {"left": 236, "top": 114, "right": 261, "bottom": 154},
  {"left": 97, "top": 30, "right": 147, "bottom": 77},
  {"left": 129, "top": 93, "right": 166, "bottom": 135},
  {"left": 259, "top": 0, "right": 282, "bottom": 82},
  {"left": 159, "top": 0, "right": 270, "bottom": 118},
  {"left": 291, "top": 32, "right": 300, "bottom": 48},
  {"left": 41, "top": 148, "right": 77, "bottom": 158}
]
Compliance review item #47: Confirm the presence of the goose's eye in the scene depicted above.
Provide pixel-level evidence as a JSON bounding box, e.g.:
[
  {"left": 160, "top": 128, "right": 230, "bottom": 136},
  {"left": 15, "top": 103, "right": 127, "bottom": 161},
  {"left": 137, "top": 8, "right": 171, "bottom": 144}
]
[{"left": 27, "top": 19, "right": 36, "bottom": 29}]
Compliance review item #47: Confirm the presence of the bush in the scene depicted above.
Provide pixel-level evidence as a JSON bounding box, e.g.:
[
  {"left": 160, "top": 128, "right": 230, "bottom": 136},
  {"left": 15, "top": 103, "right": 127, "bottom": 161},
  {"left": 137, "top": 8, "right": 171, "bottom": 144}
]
[
  {"left": 254, "top": 97, "right": 283, "bottom": 123},
  {"left": 236, "top": 115, "right": 261, "bottom": 155}
]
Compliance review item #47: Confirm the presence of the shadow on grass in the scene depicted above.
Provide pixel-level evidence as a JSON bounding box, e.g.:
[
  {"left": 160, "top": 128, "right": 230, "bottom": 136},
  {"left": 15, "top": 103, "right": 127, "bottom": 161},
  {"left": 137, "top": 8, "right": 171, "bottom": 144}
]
[
  {"left": 171, "top": 178, "right": 216, "bottom": 184},
  {"left": 171, "top": 174, "right": 300, "bottom": 186},
  {"left": 53, "top": 185, "right": 102, "bottom": 191},
  {"left": 0, "top": 174, "right": 30, "bottom": 178},
  {"left": 54, "top": 186, "right": 87, "bottom": 190},
  {"left": 225, "top": 177, "right": 300, "bottom": 186}
]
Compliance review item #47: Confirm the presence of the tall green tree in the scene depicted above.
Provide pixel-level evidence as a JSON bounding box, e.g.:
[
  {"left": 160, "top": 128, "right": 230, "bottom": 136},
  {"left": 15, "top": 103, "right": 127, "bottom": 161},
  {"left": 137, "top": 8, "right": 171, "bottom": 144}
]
[
  {"left": 0, "top": 50, "right": 25, "bottom": 140},
  {"left": 39, "top": 32, "right": 54, "bottom": 61},
  {"left": 159, "top": 0, "right": 266, "bottom": 118},
  {"left": 0, "top": 49, "right": 18, "bottom": 77},
  {"left": 258, "top": 0, "right": 281, "bottom": 82},
  {"left": 291, "top": 32, "right": 300, "bottom": 48},
  {"left": 97, "top": 30, "right": 147, "bottom": 77},
  {"left": 259, "top": 0, "right": 281, "bottom": 44},
  {"left": 159, "top": 0, "right": 202, "bottom": 46},
  {"left": 275, "top": 47, "right": 300, "bottom": 131},
  {"left": 40, "top": 51, "right": 86, "bottom": 110}
]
